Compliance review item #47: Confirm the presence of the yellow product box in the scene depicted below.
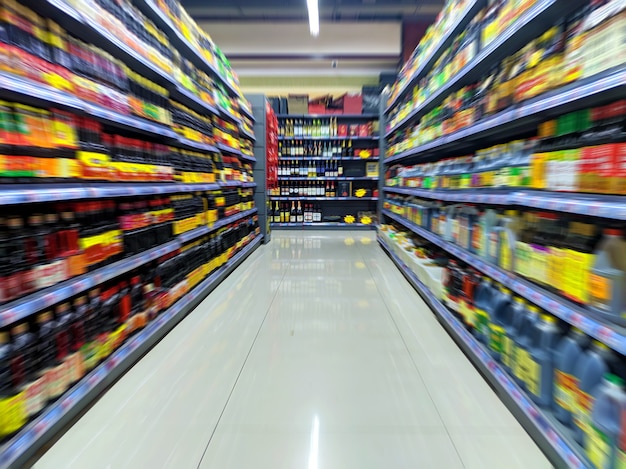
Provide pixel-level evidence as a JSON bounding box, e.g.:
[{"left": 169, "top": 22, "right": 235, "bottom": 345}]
[
  {"left": 0, "top": 392, "right": 27, "bottom": 438},
  {"left": 530, "top": 152, "right": 547, "bottom": 189},
  {"left": 173, "top": 216, "right": 200, "bottom": 235},
  {"left": 77, "top": 151, "right": 114, "bottom": 180}
]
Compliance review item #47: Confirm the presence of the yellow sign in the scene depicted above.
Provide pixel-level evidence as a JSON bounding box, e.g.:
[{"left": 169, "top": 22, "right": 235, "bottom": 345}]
[{"left": 344, "top": 215, "right": 356, "bottom": 224}]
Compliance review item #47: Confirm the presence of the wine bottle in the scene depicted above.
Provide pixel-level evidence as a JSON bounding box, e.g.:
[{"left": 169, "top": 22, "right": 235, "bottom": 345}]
[
  {"left": 275, "top": 202, "right": 281, "bottom": 223},
  {"left": 338, "top": 160, "right": 343, "bottom": 176},
  {"left": 296, "top": 201, "right": 303, "bottom": 223},
  {"left": 290, "top": 202, "right": 296, "bottom": 222}
]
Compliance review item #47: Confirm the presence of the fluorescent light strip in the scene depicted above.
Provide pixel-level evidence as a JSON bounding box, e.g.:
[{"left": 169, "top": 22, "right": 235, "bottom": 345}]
[{"left": 307, "top": 0, "right": 319, "bottom": 36}]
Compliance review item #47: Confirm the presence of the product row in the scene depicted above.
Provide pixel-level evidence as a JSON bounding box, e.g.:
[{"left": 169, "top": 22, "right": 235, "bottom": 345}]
[
  {"left": 279, "top": 141, "right": 380, "bottom": 159},
  {"left": 151, "top": 0, "right": 242, "bottom": 97},
  {"left": 384, "top": 196, "right": 626, "bottom": 326},
  {"left": 0, "top": 188, "right": 254, "bottom": 307},
  {"left": 1, "top": 0, "right": 246, "bottom": 118},
  {"left": 0, "top": 104, "right": 256, "bottom": 183},
  {"left": 386, "top": 0, "right": 625, "bottom": 150},
  {"left": 0, "top": 216, "right": 259, "bottom": 440},
  {"left": 279, "top": 118, "right": 377, "bottom": 139},
  {"left": 271, "top": 202, "right": 375, "bottom": 226},
  {"left": 275, "top": 182, "right": 378, "bottom": 199}
]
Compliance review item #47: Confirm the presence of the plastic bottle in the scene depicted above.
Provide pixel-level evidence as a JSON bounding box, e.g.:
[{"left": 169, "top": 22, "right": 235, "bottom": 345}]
[
  {"left": 554, "top": 328, "right": 590, "bottom": 426},
  {"left": 527, "top": 314, "right": 561, "bottom": 407},
  {"left": 470, "top": 208, "right": 484, "bottom": 255},
  {"left": 498, "top": 210, "right": 519, "bottom": 272},
  {"left": 562, "top": 221, "right": 597, "bottom": 305},
  {"left": 573, "top": 341, "right": 620, "bottom": 446},
  {"left": 587, "top": 374, "right": 626, "bottom": 469},
  {"left": 588, "top": 229, "right": 626, "bottom": 325},
  {"left": 486, "top": 211, "right": 504, "bottom": 265},
  {"left": 473, "top": 276, "right": 495, "bottom": 344},
  {"left": 500, "top": 297, "right": 527, "bottom": 375},
  {"left": 513, "top": 304, "right": 540, "bottom": 390},
  {"left": 488, "top": 286, "right": 512, "bottom": 361},
  {"left": 458, "top": 205, "right": 478, "bottom": 251},
  {"left": 481, "top": 208, "right": 499, "bottom": 259}
]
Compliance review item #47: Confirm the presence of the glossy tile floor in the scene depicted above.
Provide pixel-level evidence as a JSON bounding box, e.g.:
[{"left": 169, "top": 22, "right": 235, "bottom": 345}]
[{"left": 35, "top": 231, "right": 551, "bottom": 469}]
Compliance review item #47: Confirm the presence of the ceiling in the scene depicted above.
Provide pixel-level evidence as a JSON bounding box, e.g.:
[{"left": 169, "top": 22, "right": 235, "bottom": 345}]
[
  {"left": 184, "top": 0, "right": 442, "bottom": 93},
  {"left": 183, "top": 0, "right": 443, "bottom": 22}
]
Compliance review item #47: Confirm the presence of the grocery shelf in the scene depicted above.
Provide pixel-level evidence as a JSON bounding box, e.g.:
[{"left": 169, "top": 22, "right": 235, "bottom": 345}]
[
  {"left": 382, "top": 209, "right": 626, "bottom": 356},
  {"left": 0, "top": 71, "right": 83, "bottom": 112},
  {"left": 137, "top": 0, "right": 240, "bottom": 97},
  {"left": 219, "top": 106, "right": 242, "bottom": 124},
  {"left": 0, "top": 235, "right": 262, "bottom": 469},
  {"left": 240, "top": 127, "right": 256, "bottom": 141},
  {"left": 0, "top": 209, "right": 258, "bottom": 329},
  {"left": 239, "top": 153, "right": 258, "bottom": 163},
  {"left": 384, "top": 0, "right": 484, "bottom": 114},
  {"left": 240, "top": 105, "right": 255, "bottom": 121},
  {"left": 0, "top": 183, "right": 224, "bottom": 206},
  {"left": 217, "top": 143, "right": 243, "bottom": 156},
  {"left": 384, "top": 187, "right": 626, "bottom": 220},
  {"left": 377, "top": 235, "right": 590, "bottom": 469},
  {"left": 278, "top": 156, "right": 379, "bottom": 161},
  {"left": 173, "top": 137, "right": 220, "bottom": 153},
  {"left": 0, "top": 71, "right": 177, "bottom": 139},
  {"left": 385, "top": 0, "right": 587, "bottom": 137},
  {"left": 385, "top": 66, "right": 626, "bottom": 163},
  {"left": 278, "top": 136, "right": 379, "bottom": 141},
  {"left": 279, "top": 177, "right": 378, "bottom": 181},
  {"left": 276, "top": 114, "right": 379, "bottom": 119},
  {"left": 271, "top": 222, "right": 375, "bottom": 230},
  {"left": 170, "top": 85, "right": 220, "bottom": 118},
  {"left": 270, "top": 196, "right": 378, "bottom": 201},
  {"left": 384, "top": 186, "right": 512, "bottom": 204}
]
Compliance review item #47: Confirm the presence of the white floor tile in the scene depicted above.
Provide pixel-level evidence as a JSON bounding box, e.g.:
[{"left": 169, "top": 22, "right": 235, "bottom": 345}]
[{"left": 34, "top": 231, "right": 550, "bottom": 469}]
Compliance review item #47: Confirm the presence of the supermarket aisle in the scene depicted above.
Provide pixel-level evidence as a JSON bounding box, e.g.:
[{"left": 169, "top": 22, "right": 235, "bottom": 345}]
[{"left": 34, "top": 231, "right": 550, "bottom": 469}]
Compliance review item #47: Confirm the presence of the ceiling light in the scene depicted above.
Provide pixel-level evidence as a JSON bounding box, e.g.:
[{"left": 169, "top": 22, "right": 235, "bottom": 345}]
[{"left": 307, "top": 0, "right": 319, "bottom": 36}]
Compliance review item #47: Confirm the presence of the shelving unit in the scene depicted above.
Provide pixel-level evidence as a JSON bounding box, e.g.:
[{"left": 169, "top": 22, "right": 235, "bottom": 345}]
[
  {"left": 273, "top": 113, "right": 381, "bottom": 229},
  {"left": 377, "top": 234, "right": 589, "bottom": 469},
  {"left": 0, "top": 235, "right": 262, "bottom": 469},
  {"left": 381, "top": 0, "right": 626, "bottom": 467},
  {"left": 0, "top": 0, "right": 260, "bottom": 464}
]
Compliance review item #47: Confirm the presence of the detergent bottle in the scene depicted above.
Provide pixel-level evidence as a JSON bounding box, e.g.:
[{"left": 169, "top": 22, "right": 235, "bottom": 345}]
[
  {"left": 488, "top": 285, "right": 512, "bottom": 361},
  {"left": 527, "top": 314, "right": 561, "bottom": 408},
  {"left": 513, "top": 304, "right": 540, "bottom": 391},
  {"left": 553, "top": 328, "right": 590, "bottom": 426},
  {"left": 587, "top": 374, "right": 626, "bottom": 469},
  {"left": 501, "top": 297, "right": 527, "bottom": 375}
]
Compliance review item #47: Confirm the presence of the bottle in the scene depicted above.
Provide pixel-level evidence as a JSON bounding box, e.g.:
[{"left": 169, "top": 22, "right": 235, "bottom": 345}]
[
  {"left": 562, "top": 221, "right": 596, "bottom": 305},
  {"left": 274, "top": 202, "right": 281, "bottom": 223},
  {"left": 498, "top": 210, "right": 519, "bottom": 272},
  {"left": 587, "top": 374, "right": 626, "bottom": 469},
  {"left": 573, "top": 341, "right": 621, "bottom": 445},
  {"left": 481, "top": 208, "right": 499, "bottom": 259},
  {"left": 330, "top": 182, "right": 336, "bottom": 197},
  {"left": 488, "top": 286, "right": 512, "bottom": 361},
  {"left": 338, "top": 160, "right": 343, "bottom": 177},
  {"left": 296, "top": 201, "right": 303, "bottom": 223},
  {"left": 473, "top": 276, "right": 495, "bottom": 345},
  {"left": 290, "top": 202, "right": 296, "bottom": 223},
  {"left": 589, "top": 228, "right": 626, "bottom": 324},
  {"left": 554, "top": 328, "right": 590, "bottom": 426},
  {"left": 527, "top": 314, "right": 561, "bottom": 407},
  {"left": 513, "top": 304, "right": 540, "bottom": 391},
  {"left": 11, "top": 322, "right": 44, "bottom": 418},
  {"left": 0, "top": 330, "right": 27, "bottom": 438},
  {"left": 500, "top": 297, "right": 527, "bottom": 375}
]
